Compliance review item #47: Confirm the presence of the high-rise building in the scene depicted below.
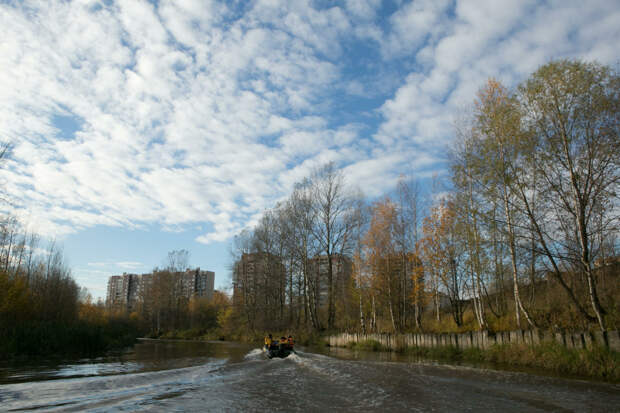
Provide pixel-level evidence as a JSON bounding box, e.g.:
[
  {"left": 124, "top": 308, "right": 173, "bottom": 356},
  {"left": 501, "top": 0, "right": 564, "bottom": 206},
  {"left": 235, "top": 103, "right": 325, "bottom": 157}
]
[
  {"left": 105, "top": 268, "right": 215, "bottom": 311},
  {"left": 308, "top": 254, "right": 353, "bottom": 306},
  {"left": 180, "top": 268, "right": 215, "bottom": 300},
  {"left": 232, "top": 252, "right": 285, "bottom": 306}
]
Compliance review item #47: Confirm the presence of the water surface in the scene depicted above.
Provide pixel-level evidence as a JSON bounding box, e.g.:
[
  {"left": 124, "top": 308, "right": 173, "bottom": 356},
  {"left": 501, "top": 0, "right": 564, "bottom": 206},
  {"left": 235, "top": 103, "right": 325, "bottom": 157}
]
[{"left": 1, "top": 339, "right": 617, "bottom": 412}]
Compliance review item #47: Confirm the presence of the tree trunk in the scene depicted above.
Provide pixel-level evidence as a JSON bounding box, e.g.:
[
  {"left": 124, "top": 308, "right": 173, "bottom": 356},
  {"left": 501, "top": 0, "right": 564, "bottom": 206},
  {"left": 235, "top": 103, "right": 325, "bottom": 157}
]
[
  {"left": 560, "top": 132, "right": 606, "bottom": 331},
  {"left": 515, "top": 177, "right": 597, "bottom": 323},
  {"left": 387, "top": 266, "right": 397, "bottom": 332},
  {"left": 327, "top": 252, "right": 334, "bottom": 330},
  {"left": 371, "top": 294, "right": 377, "bottom": 332}
]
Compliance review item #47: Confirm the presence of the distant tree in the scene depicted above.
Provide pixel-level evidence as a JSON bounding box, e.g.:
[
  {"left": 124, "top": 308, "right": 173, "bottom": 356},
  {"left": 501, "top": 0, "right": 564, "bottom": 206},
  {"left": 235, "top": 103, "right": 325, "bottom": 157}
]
[{"left": 165, "top": 249, "right": 190, "bottom": 272}]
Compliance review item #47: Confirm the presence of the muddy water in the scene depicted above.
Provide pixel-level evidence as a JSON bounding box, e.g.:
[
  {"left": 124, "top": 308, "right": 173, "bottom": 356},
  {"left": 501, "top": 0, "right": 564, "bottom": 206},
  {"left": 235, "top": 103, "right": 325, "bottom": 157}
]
[{"left": 0, "top": 339, "right": 618, "bottom": 412}]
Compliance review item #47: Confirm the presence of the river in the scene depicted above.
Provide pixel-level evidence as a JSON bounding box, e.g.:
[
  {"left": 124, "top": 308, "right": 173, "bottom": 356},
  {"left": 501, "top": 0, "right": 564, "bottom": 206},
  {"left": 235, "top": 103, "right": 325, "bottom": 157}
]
[{"left": 0, "top": 339, "right": 618, "bottom": 412}]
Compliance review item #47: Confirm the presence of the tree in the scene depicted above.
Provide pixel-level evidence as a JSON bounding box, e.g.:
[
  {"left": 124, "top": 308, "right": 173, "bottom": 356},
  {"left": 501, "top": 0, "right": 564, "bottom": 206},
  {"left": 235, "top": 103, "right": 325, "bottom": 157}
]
[
  {"left": 518, "top": 60, "right": 619, "bottom": 331},
  {"left": 311, "top": 162, "right": 354, "bottom": 330},
  {"left": 165, "top": 249, "right": 190, "bottom": 272},
  {"left": 472, "top": 79, "right": 535, "bottom": 328},
  {"left": 287, "top": 180, "right": 318, "bottom": 329},
  {"left": 396, "top": 176, "right": 425, "bottom": 329},
  {"left": 364, "top": 197, "right": 413, "bottom": 332},
  {"left": 420, "top": 200, "right": 466, "bottom": 327},
  {"left": 350, "top": 191, "right": 369, "bottom": 333}
]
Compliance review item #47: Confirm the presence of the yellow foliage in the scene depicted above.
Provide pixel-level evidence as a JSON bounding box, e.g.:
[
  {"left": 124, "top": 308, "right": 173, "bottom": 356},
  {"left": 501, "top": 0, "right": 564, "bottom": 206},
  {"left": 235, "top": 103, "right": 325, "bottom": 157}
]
[
  {"left": 0, "top": 271, "right": 33, "bottom": 323},
  {"left": 78, "top": 302, "right": 107, "bottom": 325}
]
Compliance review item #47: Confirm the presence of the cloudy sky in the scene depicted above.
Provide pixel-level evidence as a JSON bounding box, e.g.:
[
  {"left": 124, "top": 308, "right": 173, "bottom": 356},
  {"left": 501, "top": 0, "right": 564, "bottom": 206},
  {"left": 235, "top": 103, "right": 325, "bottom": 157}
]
[{"left": 1, "top": 0, "right": 618, "bottom": 299}]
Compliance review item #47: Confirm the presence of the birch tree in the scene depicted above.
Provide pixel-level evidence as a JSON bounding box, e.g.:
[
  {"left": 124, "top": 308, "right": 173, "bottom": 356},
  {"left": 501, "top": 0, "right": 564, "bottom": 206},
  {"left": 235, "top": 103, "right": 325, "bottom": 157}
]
[
  {"left": 311, "top": 162, "right": 354, "bottom": 330},
  {"left": 518, "top": 60, "right": 619, "bottom": 331}
]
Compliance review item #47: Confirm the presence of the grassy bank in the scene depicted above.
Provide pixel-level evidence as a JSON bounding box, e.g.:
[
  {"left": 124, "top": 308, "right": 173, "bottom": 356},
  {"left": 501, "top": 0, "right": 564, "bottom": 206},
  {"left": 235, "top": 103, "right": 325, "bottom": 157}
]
[{"left": 342, "top": 339, "right": 619, "bottom": 382}]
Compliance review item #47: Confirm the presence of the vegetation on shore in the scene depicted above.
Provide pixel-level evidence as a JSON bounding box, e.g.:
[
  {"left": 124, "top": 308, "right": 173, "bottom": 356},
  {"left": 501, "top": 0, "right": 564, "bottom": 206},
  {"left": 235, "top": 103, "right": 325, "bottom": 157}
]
[
  {"left": 404, "top": 343, "right": 619, "bottom": 382},
  {"left": 154, "top": 326, "right": 326, "bottom": 350},
  {"left": 345, "top": 339, "right": 619, "bottom": 382},
  {"left": 0, "top": 268, "right": 142, "bottom": 359}
]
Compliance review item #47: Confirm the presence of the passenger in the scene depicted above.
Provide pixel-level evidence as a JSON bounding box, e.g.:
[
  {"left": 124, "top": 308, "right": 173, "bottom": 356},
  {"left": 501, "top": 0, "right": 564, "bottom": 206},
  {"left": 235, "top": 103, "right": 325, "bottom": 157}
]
[
  {"left": 280, "top": 336, "right": 288, "bottom": 350},
  {"left": 264, "top": 334, "right": 273, "bottom": 350},
  {"left": 287, "top": 335, "right": 294, "bottom": 348}
]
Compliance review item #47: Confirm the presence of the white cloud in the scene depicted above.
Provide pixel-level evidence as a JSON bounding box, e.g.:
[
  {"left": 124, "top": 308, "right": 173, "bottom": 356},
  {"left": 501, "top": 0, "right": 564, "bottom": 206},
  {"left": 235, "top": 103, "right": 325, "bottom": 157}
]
[
  {"left": 376, "top": 0, "right": 620, "bottom": 167},
  {"left": 115, "top": 261, "right": 144, "bottom": 270},
  {"left": 0, "top": 0, "right": 617, "bottom": 246}
]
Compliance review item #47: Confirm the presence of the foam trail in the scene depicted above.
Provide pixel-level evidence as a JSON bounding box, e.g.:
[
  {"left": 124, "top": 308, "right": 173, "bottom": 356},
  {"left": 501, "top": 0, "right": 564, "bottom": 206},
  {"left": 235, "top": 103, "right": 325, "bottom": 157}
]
[{"left": 244, "top": 348, "right": 265, "bottom": 360}]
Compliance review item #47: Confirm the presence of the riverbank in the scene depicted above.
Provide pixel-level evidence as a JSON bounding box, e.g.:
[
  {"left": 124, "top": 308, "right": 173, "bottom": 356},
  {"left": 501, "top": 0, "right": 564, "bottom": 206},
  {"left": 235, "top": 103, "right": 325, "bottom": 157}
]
[
  {"left": 0, "top": 319, "right": 142, "bottom": 360},
  {"left": 341, "top": 338, "right": 620, "bottom": 382},
  {"left": 155, "top": 327, "right": 325, "bottom": 348}
]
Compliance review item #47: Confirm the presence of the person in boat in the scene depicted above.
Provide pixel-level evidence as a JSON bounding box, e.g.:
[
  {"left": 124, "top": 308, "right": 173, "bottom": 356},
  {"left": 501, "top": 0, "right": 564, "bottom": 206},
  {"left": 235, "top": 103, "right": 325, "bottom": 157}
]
[
  {"left": 264, "top": 334, "right": 273, "bottom": 350},
  {"left": 279, "top": 336, "right": 288, "bottom": 350},
  {"left": 287, "top": 335, "right": 294, "bottom": 349}
]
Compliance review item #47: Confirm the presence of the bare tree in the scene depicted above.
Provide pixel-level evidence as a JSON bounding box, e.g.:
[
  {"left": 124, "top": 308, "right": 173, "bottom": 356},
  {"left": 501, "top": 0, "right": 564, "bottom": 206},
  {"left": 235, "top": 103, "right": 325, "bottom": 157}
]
[
  {"left": 287, "top": 180, "right": 318, "bottom": 328},
  {"left": 165, "top": 249, "right": 190, "bottom": 272},
  {"left": 310, "top": 163, "right": 355, "bottom": 330}
]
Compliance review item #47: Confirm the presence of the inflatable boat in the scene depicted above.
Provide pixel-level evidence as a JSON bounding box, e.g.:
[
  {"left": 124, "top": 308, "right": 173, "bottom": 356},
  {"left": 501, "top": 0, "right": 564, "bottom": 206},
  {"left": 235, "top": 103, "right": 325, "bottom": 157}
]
[{"left": 264, "top": 343, "right": 294, "bottom": 359}]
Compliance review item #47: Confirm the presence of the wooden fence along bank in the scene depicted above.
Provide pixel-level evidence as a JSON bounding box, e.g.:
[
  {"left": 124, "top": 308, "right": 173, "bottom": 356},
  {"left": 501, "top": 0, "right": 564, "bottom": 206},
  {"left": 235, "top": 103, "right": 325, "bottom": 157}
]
[{"left": 328, "top": 330, "right": 620, "bottom": 352}]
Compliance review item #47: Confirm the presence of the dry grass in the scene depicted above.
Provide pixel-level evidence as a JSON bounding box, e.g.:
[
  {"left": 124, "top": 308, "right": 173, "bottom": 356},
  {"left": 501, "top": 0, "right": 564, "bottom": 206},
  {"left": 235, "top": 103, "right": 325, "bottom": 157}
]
[{"left": 401, "top": 342, "right": 619, "bottom": 382}]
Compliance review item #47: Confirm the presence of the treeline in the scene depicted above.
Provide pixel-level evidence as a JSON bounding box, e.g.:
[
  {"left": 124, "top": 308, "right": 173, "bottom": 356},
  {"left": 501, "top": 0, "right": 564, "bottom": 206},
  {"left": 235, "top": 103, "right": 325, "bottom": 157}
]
[
  {"left": 0, "top": 217, "right": 140, "bottom": 358},
  {"left": 230, "top": 59, "right": 619, "bottom": 336},
  {"left": 133, "top": 250, "right": 231, "bottom": 338},
  {"left": 96, "top": 250, "right": 230, "bottom": 340},
  {"left": 142, "top": 286, "right": 231, "bottom": 340}
]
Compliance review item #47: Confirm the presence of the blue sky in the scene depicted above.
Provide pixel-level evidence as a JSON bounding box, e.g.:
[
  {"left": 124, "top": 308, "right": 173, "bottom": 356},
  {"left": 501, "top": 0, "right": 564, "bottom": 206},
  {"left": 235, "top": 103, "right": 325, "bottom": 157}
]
[{"left": 1, "top": 0, "right": 618, "bottom": 300}]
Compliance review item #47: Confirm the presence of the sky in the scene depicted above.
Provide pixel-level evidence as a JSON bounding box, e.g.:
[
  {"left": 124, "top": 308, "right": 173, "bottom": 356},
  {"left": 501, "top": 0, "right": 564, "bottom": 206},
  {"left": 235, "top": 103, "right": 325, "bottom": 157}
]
[{"left": 1, "top": 0, "right": 618, "bottom": 300}]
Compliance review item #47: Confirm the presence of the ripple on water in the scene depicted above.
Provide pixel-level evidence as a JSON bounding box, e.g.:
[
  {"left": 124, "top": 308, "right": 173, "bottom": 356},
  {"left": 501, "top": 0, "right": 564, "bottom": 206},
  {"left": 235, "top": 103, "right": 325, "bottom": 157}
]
[{"left": 2, "top": 341, "right": 619, "bottom": 412}]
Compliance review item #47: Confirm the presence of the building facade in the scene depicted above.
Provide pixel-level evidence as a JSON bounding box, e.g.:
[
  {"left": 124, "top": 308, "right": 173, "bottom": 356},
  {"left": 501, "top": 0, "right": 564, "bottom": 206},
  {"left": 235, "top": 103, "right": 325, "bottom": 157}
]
[
  {"left": 232, "top": 252, "right": 286, "bottom": 308},
  {"left": 308, "top": 254, "right": 353, "bottom": 306},
  {"left": 106, "top": 268, "right": 215, "bottom": 312}
]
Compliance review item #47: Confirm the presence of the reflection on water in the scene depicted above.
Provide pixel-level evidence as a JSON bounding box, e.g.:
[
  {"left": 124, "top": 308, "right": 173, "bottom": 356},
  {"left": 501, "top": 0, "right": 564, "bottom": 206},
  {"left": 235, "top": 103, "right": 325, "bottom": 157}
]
[
  {"left": 1, "top": 339, "right": 618, "bottom": 412},
  {"left": 0, "top": 339, "right": 253, "bottom": 384},
  {"left": 309, "top": 345, "right": 579, "bottom": 380}
]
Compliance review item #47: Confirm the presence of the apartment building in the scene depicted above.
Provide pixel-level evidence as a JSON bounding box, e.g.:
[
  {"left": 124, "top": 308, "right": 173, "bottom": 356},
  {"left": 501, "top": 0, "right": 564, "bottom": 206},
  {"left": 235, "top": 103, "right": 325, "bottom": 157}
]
[
  {"left": 232, "top": 252, "right": 285, "bottom": 305},
  {"left": 106, "top": 268, "right": 215, "bottom": 312},
  {"left": 308, "top": 254, "right": 353, "bottom": 306}
]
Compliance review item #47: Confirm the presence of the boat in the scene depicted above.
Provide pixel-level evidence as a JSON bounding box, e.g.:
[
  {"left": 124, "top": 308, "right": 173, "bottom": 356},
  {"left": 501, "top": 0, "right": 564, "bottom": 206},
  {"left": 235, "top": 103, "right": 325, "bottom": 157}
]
[{"left": 264, "top": 343, "right": 294, "bottom": 359}]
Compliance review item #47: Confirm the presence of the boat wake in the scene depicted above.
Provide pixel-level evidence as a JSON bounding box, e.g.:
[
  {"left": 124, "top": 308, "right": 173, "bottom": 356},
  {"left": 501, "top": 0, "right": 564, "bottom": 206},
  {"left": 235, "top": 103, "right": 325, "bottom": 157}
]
[{"left": 243, "top": 348, "right": 265, "bottom": 361}]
